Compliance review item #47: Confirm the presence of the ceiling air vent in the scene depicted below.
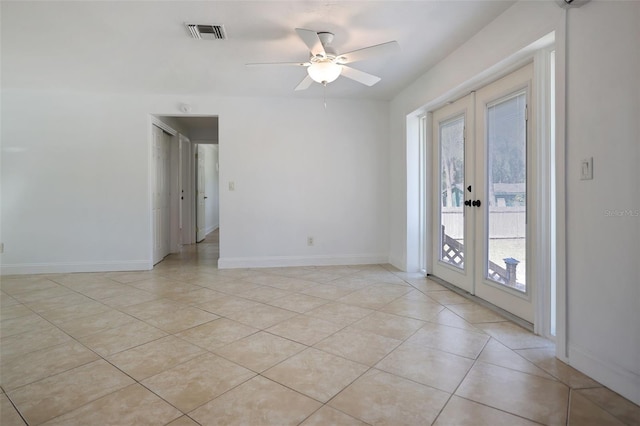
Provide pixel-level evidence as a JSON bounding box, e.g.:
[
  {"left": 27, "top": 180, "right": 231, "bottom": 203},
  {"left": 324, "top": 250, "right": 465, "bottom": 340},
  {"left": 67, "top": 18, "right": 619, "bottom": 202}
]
[{"left": 185, "top": 23, "right": 226, "bottom": 40}]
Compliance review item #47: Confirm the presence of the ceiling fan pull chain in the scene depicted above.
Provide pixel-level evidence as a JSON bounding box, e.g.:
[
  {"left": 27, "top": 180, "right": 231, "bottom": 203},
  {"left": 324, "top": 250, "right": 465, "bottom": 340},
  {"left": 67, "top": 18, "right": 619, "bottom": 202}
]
[{"left": 324, "top": 83, "right": 327, "bottom": 109}]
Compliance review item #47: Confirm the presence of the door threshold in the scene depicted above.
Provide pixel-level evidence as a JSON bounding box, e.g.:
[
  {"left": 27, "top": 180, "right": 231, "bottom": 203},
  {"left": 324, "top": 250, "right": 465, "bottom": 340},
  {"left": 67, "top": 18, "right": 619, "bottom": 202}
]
[{"left": 426, "top": 274, "right": 534, "bottom": 332}]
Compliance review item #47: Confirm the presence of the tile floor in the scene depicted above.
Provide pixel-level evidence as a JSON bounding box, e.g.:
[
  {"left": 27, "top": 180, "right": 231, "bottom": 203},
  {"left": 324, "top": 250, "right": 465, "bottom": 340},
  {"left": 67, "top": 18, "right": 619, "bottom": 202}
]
[{"left": 1, "top": 234, "right": 639, "bottom": 425}]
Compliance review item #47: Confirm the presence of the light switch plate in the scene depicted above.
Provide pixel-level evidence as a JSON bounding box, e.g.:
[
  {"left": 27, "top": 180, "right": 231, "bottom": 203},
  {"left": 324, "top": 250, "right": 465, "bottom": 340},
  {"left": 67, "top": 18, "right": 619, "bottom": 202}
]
[{"left": 580, "top": 157, "right": 593, "bottom": 180}]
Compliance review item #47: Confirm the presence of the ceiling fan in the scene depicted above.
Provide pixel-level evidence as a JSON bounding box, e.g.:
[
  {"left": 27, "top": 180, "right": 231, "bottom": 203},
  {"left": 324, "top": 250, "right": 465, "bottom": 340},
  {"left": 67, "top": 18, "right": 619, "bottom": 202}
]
[{"left": 247, "top": 28, "right": 399, "bottom": 91}]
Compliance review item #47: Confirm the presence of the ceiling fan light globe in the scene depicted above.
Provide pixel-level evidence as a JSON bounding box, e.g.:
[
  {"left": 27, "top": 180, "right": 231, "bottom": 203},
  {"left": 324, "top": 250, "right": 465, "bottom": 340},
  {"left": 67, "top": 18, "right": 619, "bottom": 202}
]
[{"left": 307, "top": 62, "right": 342, "bottom": 84}]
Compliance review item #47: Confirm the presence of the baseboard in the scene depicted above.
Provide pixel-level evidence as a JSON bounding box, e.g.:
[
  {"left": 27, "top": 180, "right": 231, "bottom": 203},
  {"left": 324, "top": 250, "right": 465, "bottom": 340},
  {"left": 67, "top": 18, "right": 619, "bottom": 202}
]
[
  {"left": 218, "top": 254, "right": 389, "bottom": 269},
  {"left": 0, "top": 260, "right": 152, "bottom": 276},
  {"left": 387, "top": 254, "right": 406, "bottom": 272},
  {"left": 205, "top": 224, "right": 218, "bottom": 235},
  {"left": 568, "top": 342, "right": 640, "bottom": 405}
]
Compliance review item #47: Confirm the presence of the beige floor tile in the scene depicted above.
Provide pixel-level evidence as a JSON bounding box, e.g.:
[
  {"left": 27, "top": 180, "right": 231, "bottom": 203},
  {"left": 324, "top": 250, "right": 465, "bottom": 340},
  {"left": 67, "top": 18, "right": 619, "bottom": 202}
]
[
  {"left": 202, "top": 280, "right": 263, "bottom": 295},
  {"left": 306, "top": 302, "right": 373, "bottom": 327},
  {"left": 576, "top": 387, "right": 640, "bottom": 425},
  {"left": 243, "top": 275, "right": 314, "bottom": 292},
  {"left": 190, "top": 376, "right": 321, "bottom": 425},
  {"left": 224, "top": 303, "right": 297, "bottom": 329},
  {"left": 101, "top": 289, "right": 160, "bottom": 308},
  {"left": 455, "top": 361, "right": 570, "bottom": 424},
  {"left": 213, "top": 331, "right": 306, "bottom": 372},
  {"left": 107, "top": 336, "right": 205, "bottom": 380},
  {"left": 8, "top": 360, "right": 134, "bottom": 425},
  {"left": 11, "top": 286, "right": 73, "bottom": 304},
  {"left": 64, "top": 282, "right": 135, "bottom": 300},
  {"left": 0, "top": 327, "right": 73, "bottom": 362},
  {"left": 381, "top": 297, "right": 444, "bottom": 321},
  {"left": 121, "top": 298, "right": 187, "bottom": 320},
  {"left": 300, "top": 405, "right": 368, "bottom": 425},
  {"left": 315, "top": 327, "right": 402, "bottom": 366},
  {"left": 175, "top": 318, "right": 258, "bottom": 350},
  {"left": 162, "top": 288, "right": 227, "bottom": 305},
  {"left": 478, "top": 339, "right": 557, "bottom": 380},
  {"left": 142, "top": 353, "right": 255, "bottom": 412},
  {"left": 24, "top": 293, "right": 94, "bottom": 314},
  {"left": 428, "top": 308, "right": 485, "bottom": 332},
  {"left": 41, "top": 384, "right": 181, "bottom": 426},
  {"left": 300, "top": 283, "right": 355, "bottom": 300},
  {"left": 267, "top": 314, "right": 344, "bottom": 346},
  {"left": 0, "top": 314, "right": 52, "bottom": 338},
  {"left": 56, "top": 309, "right": 137, "bottom": 338},
  {"left": 426, "top": 289, "right": 470, "bottom": 305},
  {"left": 267, "top": 293, "right": 329, "bottom": 313},
  {"left": 1, "top": 293, "right": 21, "bottom": 308},
  {"left": 568, "top": 391, "right": 626, "bottom": 425},
  {"left": 143, "top": 307, "right": 219, "bottom": 334},
  {"left": 376, "top": 343, "right": 474, "bottom": 392},
  {"left": 130, "top": 278, "right": 202, "bottom": 296},
  {"left": 1, "top": 277, "right": 60, "bottom": 296},
  {"left": 476, "top": 321, "right": 555, "bottom": 350},
  {"left": 263, "top": 347, "right": 368, "bottom": 403},
  {"left": 446, "top": 303, "right": 507, "bottom": 323},
  {"left": 37, "top": 300, "right": 112, "bottom": 324},
  {"left": 0, "top": 393, "right": 25, "bottom": 426},
  {"left": 1, "top": 341, "right": 98, "bottom": 391},
  {"left": 337, "top": 285, "right": 409, "bottom": 310},
  {"left": 166, "top": 415, "right": 200, "bottom": 426},
  {"left": 351, "top": 311, "right": 425, "bottom": 340},
  {"left": 235, "top": 286, "right": 292, "bottom": 303},
  {"left": 0, "top": 304, "right": 33, "bottom": 321},
  {"left": 434, "top": 395, "right": 540, "bottom": 425},
  {"left": 196, "top": 295, "right": 264, "bottom": 316},
  {"left": 516, "top": 347, "right": 603, "bottom": 389},
  {"left": 79, "top": 320, "right": 167, "bottom": 356},
  {"left": 405, "top": 277, "right": 447, "bottom": 292},
  {"left": 329, "top": 369, "right": 450, "bottom": 426},
  {"left": 406, "top": 322, "right": 489, "bottom": 359}
]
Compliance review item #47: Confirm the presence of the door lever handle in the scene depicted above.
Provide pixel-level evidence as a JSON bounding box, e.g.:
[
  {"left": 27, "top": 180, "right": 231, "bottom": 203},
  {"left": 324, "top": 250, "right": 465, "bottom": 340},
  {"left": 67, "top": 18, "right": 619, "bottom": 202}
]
[
  {"left": 464, "top": 200, "right": 472, "bottom": 207},
  {"left": 472, "top": 200, "right": 481, "bottom": 207}
]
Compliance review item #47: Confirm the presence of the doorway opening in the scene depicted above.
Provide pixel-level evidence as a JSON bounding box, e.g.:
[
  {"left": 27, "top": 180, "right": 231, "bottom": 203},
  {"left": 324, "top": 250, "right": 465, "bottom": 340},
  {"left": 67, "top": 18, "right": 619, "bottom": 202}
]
[
  {"left": 417, "top": 45, "right": 556, "bottom": 338},
  {"left": 150, "top": 115, "right": 220, "bottom": 265}
]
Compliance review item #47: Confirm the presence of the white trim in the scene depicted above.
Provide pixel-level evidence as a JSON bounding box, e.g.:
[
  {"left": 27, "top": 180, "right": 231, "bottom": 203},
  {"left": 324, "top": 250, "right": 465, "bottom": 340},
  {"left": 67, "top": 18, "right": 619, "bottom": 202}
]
[
  {"left": 1, "top": 261, "right": 151, "bottom": 275},
  {"left": 569, "top": 343, "right": 640, "bottom": 406},
  {"left": 205, "top": 224, "right": 218, "bottom": 235},
  {"left": 150, "top": 116, "right": 178, "bottom": 136},
  {"left": 554, "top": 9, "right": 568, "bottom": 362},
  {"left": 218, "top": 254, "right": 389, "bottom": 269}
]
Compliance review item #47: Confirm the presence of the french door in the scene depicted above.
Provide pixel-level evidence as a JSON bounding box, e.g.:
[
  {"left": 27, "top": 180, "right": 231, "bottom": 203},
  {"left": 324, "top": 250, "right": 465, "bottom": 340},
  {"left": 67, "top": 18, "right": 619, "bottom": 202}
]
[{"left": 431, "top": 63, "right": 534, "bottom": 322}]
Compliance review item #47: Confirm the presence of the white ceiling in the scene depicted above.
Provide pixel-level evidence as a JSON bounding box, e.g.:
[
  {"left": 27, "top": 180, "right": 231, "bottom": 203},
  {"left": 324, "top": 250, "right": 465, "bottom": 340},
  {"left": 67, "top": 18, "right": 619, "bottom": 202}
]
[{"left": 1, "top": 1, "right": 515, "bottom": 101}]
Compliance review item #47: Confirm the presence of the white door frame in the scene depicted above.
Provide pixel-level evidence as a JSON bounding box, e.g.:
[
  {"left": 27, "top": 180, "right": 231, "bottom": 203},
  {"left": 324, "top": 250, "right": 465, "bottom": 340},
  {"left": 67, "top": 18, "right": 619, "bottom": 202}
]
[{"left": 414, "top": 36, "right": 560, "bottom": 340}]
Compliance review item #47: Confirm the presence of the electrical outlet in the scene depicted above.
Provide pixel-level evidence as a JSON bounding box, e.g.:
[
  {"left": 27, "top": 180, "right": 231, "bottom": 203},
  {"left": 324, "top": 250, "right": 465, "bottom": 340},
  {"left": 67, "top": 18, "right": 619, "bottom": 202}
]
[
  {"left": 307, "top": 237, "right": 314, "bottom": 246},
  {"left": 228, "top": 181, "right": 235, "bottom": 191}
]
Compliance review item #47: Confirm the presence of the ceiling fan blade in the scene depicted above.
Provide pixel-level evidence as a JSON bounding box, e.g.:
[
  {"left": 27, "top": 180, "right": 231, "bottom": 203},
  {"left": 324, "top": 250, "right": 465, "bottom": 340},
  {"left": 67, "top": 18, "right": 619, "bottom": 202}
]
[
  {"left": 341, "top": 66, "right": 381, "bottom": 86},
  {"left": 294, "top": 75, "right": 314, "bottom": 91},
  {"left": 336, "top": 41, "right": 400, "bottom": 64},
  {"left": 295, "top": 28, "right": 326, "bottom": 58},
  {"left": 246, "top": 62, "right": 310, "bottom": 67}
]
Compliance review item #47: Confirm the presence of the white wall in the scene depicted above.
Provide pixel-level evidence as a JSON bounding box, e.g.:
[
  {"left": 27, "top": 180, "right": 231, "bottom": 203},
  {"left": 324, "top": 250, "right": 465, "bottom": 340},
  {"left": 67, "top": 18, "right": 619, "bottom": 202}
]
[
  {"left": 1, "top": 91, "right": 389, "bottom": 273},
  {"left": 563, "top": 0, "right": 640, "bottom": 405},
  {"left": 388, "top": 0, "right": 639, "bottom": 405}
]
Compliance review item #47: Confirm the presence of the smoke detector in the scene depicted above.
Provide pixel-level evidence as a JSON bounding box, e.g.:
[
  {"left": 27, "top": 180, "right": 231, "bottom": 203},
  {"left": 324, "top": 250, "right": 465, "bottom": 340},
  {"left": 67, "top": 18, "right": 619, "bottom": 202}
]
[{"left": 185, "top": 24, "right": 226, "bottom": 40}]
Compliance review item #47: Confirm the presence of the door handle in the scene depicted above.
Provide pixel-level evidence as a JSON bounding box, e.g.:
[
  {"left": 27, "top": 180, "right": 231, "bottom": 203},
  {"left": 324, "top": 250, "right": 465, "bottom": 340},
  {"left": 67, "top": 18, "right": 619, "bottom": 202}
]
[
  {"left": 464, "top": 200, "right": 472, "bottom": 207},
  {"left": 472, "top": 200, "right": 482, "bottom": 207}
]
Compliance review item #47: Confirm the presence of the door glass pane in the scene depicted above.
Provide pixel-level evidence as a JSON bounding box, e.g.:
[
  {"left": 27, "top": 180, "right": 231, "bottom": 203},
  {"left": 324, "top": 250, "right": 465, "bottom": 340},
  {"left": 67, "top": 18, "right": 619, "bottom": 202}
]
[
  {"left": 439, "top": 115, "right": 465, "bottom": 269},
  {"left": 486, "top": 92, "right": 527, "bottom": 292}
]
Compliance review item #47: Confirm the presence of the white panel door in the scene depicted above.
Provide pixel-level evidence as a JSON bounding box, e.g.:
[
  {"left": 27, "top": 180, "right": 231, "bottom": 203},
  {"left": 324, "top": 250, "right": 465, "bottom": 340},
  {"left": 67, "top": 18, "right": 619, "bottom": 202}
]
[
  {"left": 196, "top": 144, "right": 206, "bottom": 242},
  {"left": 152, "top": 125, "right": 171, "bottom": 264},
  {"left": 430, "top": 63, "right": 535, "bottom": 322}
]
